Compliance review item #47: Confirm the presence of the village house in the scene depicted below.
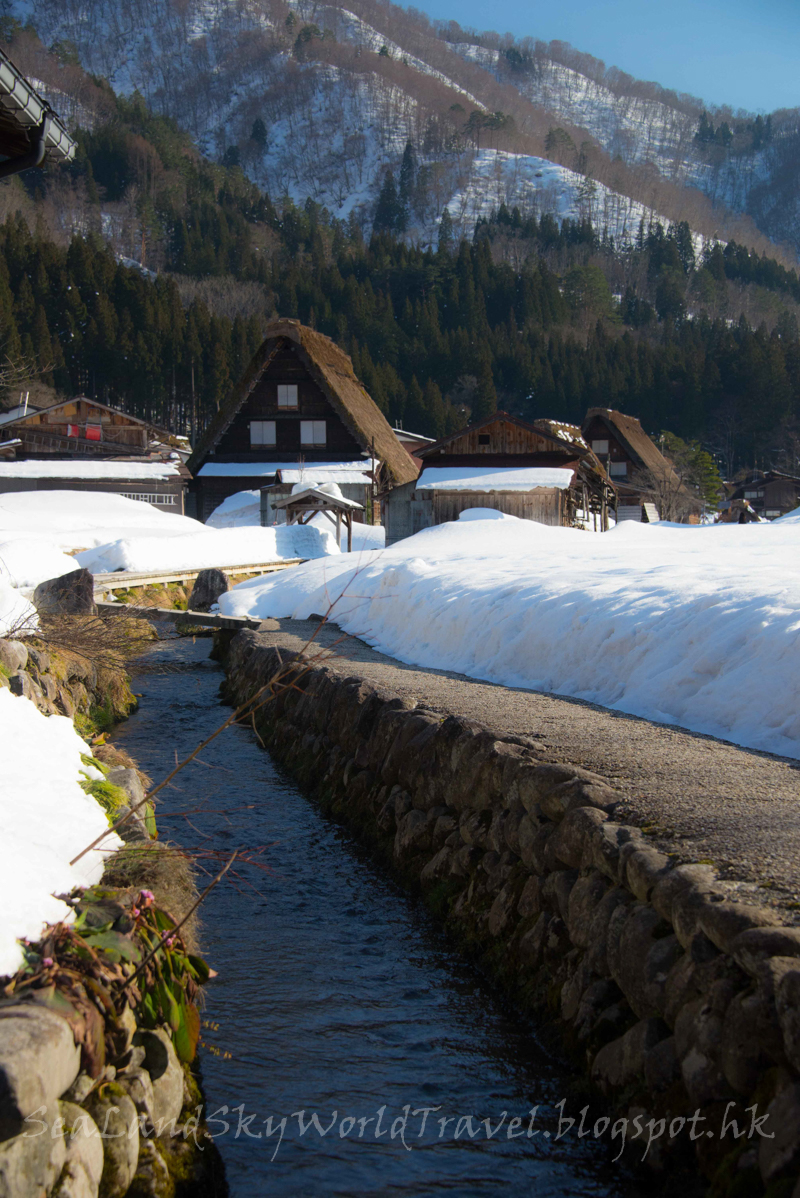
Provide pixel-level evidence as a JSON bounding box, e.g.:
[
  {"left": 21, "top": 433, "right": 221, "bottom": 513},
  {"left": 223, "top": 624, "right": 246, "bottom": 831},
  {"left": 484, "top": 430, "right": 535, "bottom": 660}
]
[
  {"left": 724, "top": 470, "right": 800, "bottom": 521},
  {"left": 582, "top": 407, "right": 700, "bottom": 522},
  {"left": 0, "top": 396, "right": 191, "bottom": 510},
  {"left": 187, "top": 318, "right": 418, "bottom": 523},
  {"left": 382, "top": 412, "right": 613, "bottom": 545}
]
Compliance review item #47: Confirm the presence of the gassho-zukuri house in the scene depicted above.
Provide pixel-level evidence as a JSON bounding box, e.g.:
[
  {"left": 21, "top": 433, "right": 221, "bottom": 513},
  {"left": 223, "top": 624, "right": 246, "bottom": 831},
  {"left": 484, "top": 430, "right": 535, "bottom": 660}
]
[
  {"left": 187, "top": 319, "right": 418, "bottom": 523},
  {"left": 382, "top": 412, "right": 614, "bottom": 545}
]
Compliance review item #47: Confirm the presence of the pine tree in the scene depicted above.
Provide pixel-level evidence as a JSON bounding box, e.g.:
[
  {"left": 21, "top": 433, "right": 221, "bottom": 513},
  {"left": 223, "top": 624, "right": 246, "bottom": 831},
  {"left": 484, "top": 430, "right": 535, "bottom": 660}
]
[
  {"left": 438, "top": 209, "right": 454, "bottom": 254},
  {"left": 472, "top": 356, "right": 497, "bottom": 419},
  {"left": 373, "top": 171, "right": 402, "bottom": 234}
]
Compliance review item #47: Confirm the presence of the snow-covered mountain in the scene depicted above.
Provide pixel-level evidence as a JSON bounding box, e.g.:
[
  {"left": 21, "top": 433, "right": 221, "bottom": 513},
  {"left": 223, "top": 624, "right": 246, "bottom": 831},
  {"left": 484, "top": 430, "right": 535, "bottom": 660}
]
[{"left": 10, "top": 0, "right": 799, "bottom": 257}]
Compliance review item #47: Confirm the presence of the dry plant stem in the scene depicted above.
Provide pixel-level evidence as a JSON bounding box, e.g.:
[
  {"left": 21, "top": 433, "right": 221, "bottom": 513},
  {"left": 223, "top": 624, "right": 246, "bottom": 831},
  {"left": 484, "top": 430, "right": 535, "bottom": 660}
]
[{"left": 123, "top": 852, "right": 238, "bottom": 993}]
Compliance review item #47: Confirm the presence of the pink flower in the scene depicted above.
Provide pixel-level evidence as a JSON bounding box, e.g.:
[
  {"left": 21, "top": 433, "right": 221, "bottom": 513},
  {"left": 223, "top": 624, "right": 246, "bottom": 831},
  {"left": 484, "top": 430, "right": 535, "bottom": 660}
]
[
  {"left": 131, "top": 907, "right": 140, "bottom": 918},
  {"left": 42, "top": 958, "right": 53, "bottom": 968},
  {"left": 139, "top": 890, "right": 155, "bottom": 906}
]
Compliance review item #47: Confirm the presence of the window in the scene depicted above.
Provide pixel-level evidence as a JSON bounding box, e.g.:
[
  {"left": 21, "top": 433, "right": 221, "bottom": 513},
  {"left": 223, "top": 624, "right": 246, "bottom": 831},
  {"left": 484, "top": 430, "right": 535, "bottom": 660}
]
[
  {"left": 119, "top": 492, "right": 176, "bottom": 506},
  {"left": 277, "top": 384, "right": 298, "bottom": 408},
  {"left": 250, "top": 420, "right": 276, "bottom": 447},
  {"left": 765, "top": 510, "right": 781, "bottom": 519},
  {"left": 478, "top": 434, "right": 491, "bottom": 445},
  {"left": 301, "top": 420, "right": 326, "bottom": 446},
  {"left": 608, "top": 460, "right": 627, "bottom": 477},
  {"left": 592, "top": 439, "right": 609, "bottom": 454},
  {"left": 744, "top": 490, "right": 763, "bottom": 500}
]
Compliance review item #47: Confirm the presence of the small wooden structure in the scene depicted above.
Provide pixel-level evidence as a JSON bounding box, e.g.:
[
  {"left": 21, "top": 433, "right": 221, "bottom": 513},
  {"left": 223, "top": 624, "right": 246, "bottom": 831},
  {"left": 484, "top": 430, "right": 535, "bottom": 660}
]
[{"left": 272, "top": 487, "right": 364, "bottom": 552}]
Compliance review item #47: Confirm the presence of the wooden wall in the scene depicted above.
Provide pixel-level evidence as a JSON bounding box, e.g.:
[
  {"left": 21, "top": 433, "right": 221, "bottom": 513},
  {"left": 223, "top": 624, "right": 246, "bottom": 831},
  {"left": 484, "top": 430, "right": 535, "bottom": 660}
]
[
  {"left": 437, "top": 420, "right": 558, "bottom": 456},
  {"left": 431, "top": 490, "right": 563, "bottom": 526},
  {"left": 212, "top": 345, "right": 364, "bottom": 462}
]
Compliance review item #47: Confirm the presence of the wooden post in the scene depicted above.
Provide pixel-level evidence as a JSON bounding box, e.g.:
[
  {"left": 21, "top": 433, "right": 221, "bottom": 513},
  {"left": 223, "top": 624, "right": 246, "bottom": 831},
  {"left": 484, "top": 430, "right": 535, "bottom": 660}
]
[{"left": 346, "top": 512, "right": 353, "bottom": 552}]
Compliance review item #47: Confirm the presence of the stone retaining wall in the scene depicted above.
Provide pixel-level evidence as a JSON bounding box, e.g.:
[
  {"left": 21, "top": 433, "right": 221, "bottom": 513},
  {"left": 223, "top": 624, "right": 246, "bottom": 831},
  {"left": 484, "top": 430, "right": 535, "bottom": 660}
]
[{"left": 222, "top": 630, "right": 800, "bottom": 1195}]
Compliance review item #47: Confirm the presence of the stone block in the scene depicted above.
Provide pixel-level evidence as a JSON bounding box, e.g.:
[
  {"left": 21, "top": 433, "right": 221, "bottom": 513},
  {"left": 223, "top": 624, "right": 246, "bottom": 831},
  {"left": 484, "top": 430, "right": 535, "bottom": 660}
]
[
  {"left": 138, "top": 1030, "right": 184, "bottom": 1133},
  {"left": 56, "top": 1101, "right": 104, "bottom": 1198},
  {"left": 623, "top": 845, "right": 673, "bottom": 902},
  {"left": 8, "top": 672, "right": 39, "bottom": 702},
  {"left": 83, "top": 1087, "right": 138, "bottom": 1198},
  {"left": 188, "top": 567, "right": 229, "bottom": 612},
  {"left": 643, "top": 1035, "right": 680, "bottom": 1092},
  {"left": 720, "top": 990, "right": 786, "bottom": 1094},
  {"left": 730, "top": 927, "right": 800, "bottom": 978},
  {"left": 774, "top": 958, "right": 800, "bottom": 1074},
  {"left": 0, "top": 1103, "right": 65, "bottom": 1198},
  {"left": 549, "top": 805, "right": 608, "bottom": 870},
  {"left": 649, "top": 863, "right": 716, "bottom": 928},
  {"left": 517, "top": 875, "right": 542, "bottom": 921},
  {"left": 591, "top": 1017, "right": 669, "bottom": 1093},
  {"left": 759, "top": 1084, "right": 800, "bottom": 1185},
  {"left": 566, "top": 871, "right": 610, "bottom": 949},
  {"left": 0, "top": 1007, "right": 81, "bottom": 1141},
  {"left": 0, "top": 640, "right": 27, "bottom": 674},
  {"left": 33, "top": 569, "right": 96, "bottom": 616}
]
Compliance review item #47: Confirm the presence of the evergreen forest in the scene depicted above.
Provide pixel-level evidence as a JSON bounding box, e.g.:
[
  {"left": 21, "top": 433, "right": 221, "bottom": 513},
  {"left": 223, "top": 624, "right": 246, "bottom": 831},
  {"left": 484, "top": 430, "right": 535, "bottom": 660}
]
[{"left": 4, "top": 76, "right": 800, "bottom": 475}]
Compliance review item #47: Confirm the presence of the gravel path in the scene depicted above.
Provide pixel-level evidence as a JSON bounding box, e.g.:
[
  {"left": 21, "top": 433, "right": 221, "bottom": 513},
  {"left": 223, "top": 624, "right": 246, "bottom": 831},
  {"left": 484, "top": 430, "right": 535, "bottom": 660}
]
[{"left": 255, "top": 618, "right": 800, "bottom": 912}]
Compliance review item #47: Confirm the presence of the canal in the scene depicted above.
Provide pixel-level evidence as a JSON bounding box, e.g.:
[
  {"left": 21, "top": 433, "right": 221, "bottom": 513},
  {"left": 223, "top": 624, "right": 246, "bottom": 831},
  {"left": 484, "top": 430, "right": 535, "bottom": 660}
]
[{"left": 113, "top": 634, "right": 638, "bottom": 1197}]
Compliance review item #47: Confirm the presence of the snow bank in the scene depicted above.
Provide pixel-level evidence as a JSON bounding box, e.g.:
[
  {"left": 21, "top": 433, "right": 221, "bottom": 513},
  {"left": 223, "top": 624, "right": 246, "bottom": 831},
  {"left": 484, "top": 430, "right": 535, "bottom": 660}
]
[
  {"left": 0, "top": 491, "right": 202, "bottom": 552},
  {"left": 76, "top": 523, "right": 339, "bottom": 573},
  {"left": 0, "top": 536, "right": 78, "bottom": 588},
  {"left": 776, "top": 506, "right": 800, "bottom": 524},
  {"left": 207, "top": 488, "right": 385, "bottom": 551},
  {"left": 219, "top": 516, "right": 800, "bottom": 759},
  {"left": 0, "top": 579, "right": 37, "bottom": 636},
  {"left": 0, "top": 690, "right": 122, "bottom": 976}
]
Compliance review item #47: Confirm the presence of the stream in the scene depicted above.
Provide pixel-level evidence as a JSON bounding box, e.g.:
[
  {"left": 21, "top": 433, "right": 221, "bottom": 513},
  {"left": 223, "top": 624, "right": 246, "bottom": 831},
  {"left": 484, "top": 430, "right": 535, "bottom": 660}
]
[{"left": 113, "top": 634, "right": 638, "bottom": 1197}]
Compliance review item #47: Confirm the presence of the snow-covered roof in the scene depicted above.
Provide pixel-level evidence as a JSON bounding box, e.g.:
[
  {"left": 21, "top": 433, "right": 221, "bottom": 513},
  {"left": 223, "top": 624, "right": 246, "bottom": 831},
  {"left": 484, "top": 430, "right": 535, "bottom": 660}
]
[
  {"left": 0, "top": 461, "right": 181, "bottom": 480},
  {"left": 199, "top": 460, "right": 373, "bottom": 479},
  {"left": 415, "top": 466, "right": 575, "bottom": 492},
  {"left": 0, "top": 405, "right": 39, "bottom": 426}
]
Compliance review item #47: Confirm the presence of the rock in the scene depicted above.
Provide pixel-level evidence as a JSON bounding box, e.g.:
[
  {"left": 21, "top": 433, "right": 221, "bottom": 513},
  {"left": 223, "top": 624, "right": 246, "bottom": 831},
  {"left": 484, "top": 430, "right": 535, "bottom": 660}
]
[
  {"left": 730, "top": 926, "right": 800, "bottom": 977},
  {"left": 0, "top": 1006, "right": 81, "bottom": 1140},
  {"left": 107, "top": 768, "right": 151, "bottom": 842},
  {"left": 674, "top": 998, "right": 731, "bottom": 1107},
  {"left": 84, "top": 1085, "right": 139, "bottom": 1198},
  {"left": 127, "top": 1138, "right": 173, "bottom": 1198},
  {"left": 591, "top": 1017, "right": 669, "bottom": 1092},
  {"left": 33, "top": 569, "right": 96, "bottom": 616},
  {"left": 188, "top": 568, "right": 229, "bottom": 613},
  {"left": 138, "top": 1030, "right": 184, "bottom": 1133},
  {"left": 548, "top": 806, "right": 609, "bottom": 870},
  {"left": 607, "top": 903, "right": 673, "bottom": 1018},
  {"left": 394, "top": 809, "right": 430, "bottom": 857},
  {"left": 25, "top": 646, "right": 51, "bottom": 675},
  {"left": 697, "top": 900, "right": 779, "bottom": 956},
  {"left": 720, "top": 990, "right": 785, "bottom": 1094},
  {"left": 8, "top": 672, "right": 39, "bottom": 702},
  {"left": 517, "top": 875, "right": 542, "bottom": 921},
  {"left": 0, "top": 640, "right": 27, "bottom": 674},
  {"left": 623, "top": 845, "right": 673, "bottom": 902},
  {"left": 566, "top": 871, "right": 609, "bottom": 948},
  {"left": 0, "top": 1103, "right": 65, "bottom": 1198},
  {"left": 643, "top": 1035, "right": 681, "bottom": 1092},
  {"left": 774, "top": 958, "right": 800, "bottom": 1073},
  {"left": 117, "top": 1066, "right": 156, "bottom": 1126},
  {"left": 487, "top": 883, "right": 517, "bottom": 937},
  {"left": 574, "top": 980, "right": 622, "bottom": 1041},
  {"left": 420, "top": 847, "right": 452, "bottom": 883},
  {"left": 759, "top": 1084, "right": 800, "bottom": 1184},
  {"left": 54, "top": 1102, "right": 104, "bottom": 1198}
]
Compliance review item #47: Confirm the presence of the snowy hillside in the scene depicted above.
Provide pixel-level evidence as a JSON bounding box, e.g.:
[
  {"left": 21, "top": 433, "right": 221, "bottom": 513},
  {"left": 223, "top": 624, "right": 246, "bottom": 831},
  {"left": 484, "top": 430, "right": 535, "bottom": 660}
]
[{"left": 12, "top": 0, "right": 797, "bottom": 254}]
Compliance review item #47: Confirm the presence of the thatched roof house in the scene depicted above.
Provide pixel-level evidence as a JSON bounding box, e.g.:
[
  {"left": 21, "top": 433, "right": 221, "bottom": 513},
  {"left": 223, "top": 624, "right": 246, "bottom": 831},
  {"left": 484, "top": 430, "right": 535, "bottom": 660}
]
[
  {"left": 188, "top": 319, "right": 418, "bottom": 522},
  {"left": 582, "top": 407, "right": 700, "bottom": 521}
]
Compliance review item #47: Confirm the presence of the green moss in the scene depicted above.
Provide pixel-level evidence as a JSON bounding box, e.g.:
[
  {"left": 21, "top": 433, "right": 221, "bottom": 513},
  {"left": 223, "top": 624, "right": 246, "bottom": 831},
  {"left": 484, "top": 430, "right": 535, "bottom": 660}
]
[
  {"left": 0, "top": 662, "right": 11, "bottom": 680},
  {"left": 81, "top": 777, "right": 130, "bottom": 821}
]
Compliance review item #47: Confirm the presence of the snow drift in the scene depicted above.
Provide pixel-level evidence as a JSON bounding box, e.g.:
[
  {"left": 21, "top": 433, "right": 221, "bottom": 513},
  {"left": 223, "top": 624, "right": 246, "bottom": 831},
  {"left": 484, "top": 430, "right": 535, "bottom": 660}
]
[{"left": 219, "top": 514, "right": 800, "bottom": 759}]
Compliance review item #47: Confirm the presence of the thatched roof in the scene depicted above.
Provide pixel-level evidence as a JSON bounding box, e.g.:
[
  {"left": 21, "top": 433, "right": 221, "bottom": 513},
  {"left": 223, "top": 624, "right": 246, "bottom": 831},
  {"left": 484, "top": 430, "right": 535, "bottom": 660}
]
[
  {"left": 188, "top": 319, "right": 418, "bottom": 487},
  {"left": 583, "top": 408, "right": 673, "bottom": 476}
]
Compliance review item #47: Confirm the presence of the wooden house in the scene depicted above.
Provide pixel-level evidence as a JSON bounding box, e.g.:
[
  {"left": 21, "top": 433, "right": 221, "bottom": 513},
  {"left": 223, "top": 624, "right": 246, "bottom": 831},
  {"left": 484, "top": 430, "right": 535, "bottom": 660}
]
[
  {"left": 382, "top": 412, "right": 613, "bottom": 545},
  {"left": 0, "top": 397, "right": 190, "bottom": 509},
  {"left": 187, "top": 319, "right": 418, "bottom": 522},
  {"left": 725, "top": 471, "right": 800, "bottom": 521},
  {"left": 582, "top": 407, "right": 700, "bottom": 522}
]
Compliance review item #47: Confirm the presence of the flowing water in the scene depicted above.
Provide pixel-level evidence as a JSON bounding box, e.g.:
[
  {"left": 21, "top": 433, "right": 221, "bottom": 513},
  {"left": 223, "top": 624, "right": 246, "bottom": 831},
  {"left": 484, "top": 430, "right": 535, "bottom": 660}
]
[{"left": 113, "top": 635, "right": 638, "bottom": 1197}]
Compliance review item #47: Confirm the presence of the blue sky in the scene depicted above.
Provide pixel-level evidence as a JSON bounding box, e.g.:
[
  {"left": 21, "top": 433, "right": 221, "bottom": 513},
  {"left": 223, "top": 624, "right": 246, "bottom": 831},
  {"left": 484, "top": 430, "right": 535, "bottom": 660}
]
[{"left": 409, "top": 0, "right": 799, "bottom": 113}]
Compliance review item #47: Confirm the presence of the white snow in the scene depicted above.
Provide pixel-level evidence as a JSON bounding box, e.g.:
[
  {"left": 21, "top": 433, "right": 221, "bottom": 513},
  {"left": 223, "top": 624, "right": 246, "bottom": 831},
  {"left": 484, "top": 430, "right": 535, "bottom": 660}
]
[
  {"left": 776, "top": 506, "right": 800, "bottom": 524},
  {"left": 415, "top": 466, "right": 575, "bottom": 491},
  {"left": 0, "top": 579, "right": 38, "bottom": 636},
  {"left": 76, "top": 524, "right": 339, "bottom": 573},
  {"left": 0, "top": 491, "right": 202, "bottom": 553},
  {"left": 218, "top": 515, "right": 800, "bottom": 760},
  {"left": 206, "top": 488, "right": 385, "bottom": 551},
  {"left": 0, "top": 538, "right": 78, "bottom": 588},
  {"left": 0, "top": 689, "right": 122, "bottom": 977},
  {"left": 0, "top": 461, "right": 180, "bottom": 480}
]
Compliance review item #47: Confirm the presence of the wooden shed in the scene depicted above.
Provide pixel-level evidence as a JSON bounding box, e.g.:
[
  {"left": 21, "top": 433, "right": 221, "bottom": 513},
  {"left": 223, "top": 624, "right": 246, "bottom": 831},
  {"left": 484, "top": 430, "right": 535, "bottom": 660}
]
[{"left": 382, "top": 412, "right": 613, "bottom": 545}]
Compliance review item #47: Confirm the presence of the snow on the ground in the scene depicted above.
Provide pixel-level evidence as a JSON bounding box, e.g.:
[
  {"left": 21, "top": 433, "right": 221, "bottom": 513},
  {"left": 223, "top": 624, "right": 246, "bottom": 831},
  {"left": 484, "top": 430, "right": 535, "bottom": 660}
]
[
  {"left": 207, "top": 488, "right": 385, "bottom": 551},
  {"left": 76, "top": 523, "right": 339, "bottom": 573},
  {"left": 0, "top": 689, "right": 122, "bottom": 976},
  {"left": 0, "top": 579, "right": 38, "bottom": 636},
  {"left": 218, "top": 514, "right": 800, "bottom": 759},
  {"left": 0, "top": 491, "right": 202, "bottom": 552},
  {"left": 776, "top": 506, "right": 800, "bottom": 524},
  {"left": 0, "top": 537, "right": 78, "bottom": 588}
]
